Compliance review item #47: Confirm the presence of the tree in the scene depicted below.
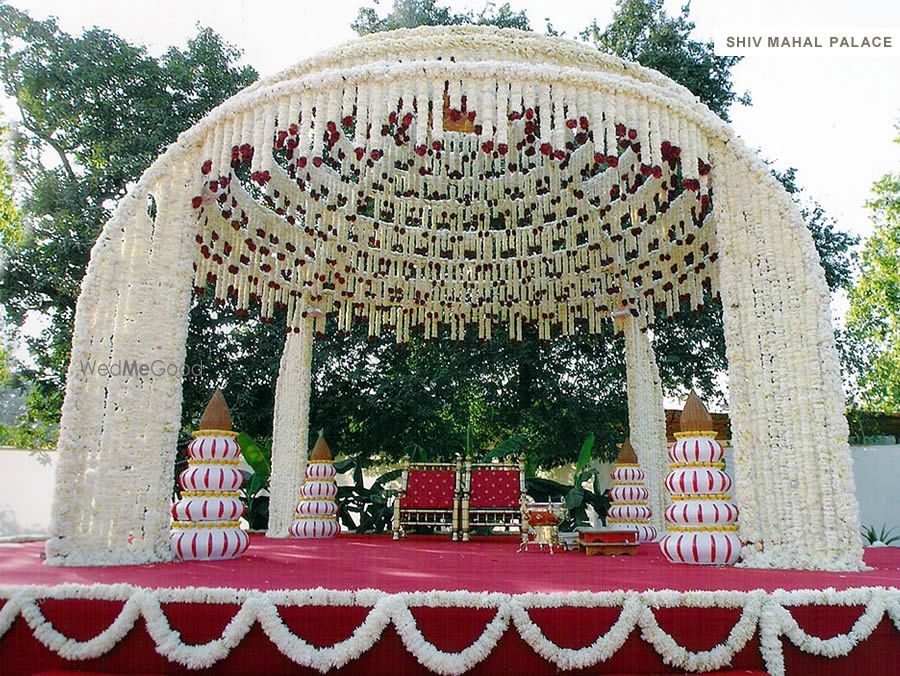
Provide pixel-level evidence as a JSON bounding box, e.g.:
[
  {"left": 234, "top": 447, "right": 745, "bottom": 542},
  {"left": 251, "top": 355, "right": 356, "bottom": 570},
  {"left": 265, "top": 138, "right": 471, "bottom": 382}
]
[
  {"left": 846, "top": 130, "right": 900, "bottom": 412},
  {"left": 0, "top": 4, "right": 258, "bottom": 445},
  {"left": 581, "top": 0, "right": 750, "bottom": 120},
  {"left": 352, "top": 0, "right": 530, "bottom": 34}
]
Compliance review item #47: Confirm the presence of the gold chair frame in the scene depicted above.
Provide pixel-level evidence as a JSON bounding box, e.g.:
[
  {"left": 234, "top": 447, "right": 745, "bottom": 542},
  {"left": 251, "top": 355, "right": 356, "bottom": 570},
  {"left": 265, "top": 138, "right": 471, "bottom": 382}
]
[
  {"left": 460, "top": 457, "right": 527, "bottom": 544},
  {"left": 392, "top": 456, "right": 463, "bottom": 541}
]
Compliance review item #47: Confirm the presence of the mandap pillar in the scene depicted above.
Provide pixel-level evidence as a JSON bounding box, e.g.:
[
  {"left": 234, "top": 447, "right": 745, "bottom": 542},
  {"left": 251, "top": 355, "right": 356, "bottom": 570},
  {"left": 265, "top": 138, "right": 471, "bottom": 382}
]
[
  {"left": 713, "top": 145, "right": 863, "bottom": 570},
  {"left": 46, "top": 163, "right": 197, "bottom": 565},
  {"left": 266, "top": 316, "right": 315, "bottom": 538},
  {"left": 621, "top": 316, "right": 669, "bottom": 537}
]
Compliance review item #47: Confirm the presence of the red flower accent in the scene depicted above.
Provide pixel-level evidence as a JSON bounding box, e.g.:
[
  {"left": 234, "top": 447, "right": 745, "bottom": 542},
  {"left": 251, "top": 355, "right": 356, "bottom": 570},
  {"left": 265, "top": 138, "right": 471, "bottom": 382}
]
[
  {"left": 415, "top": 144, "right": 427, "bottom": 156},
  {"left": 297, "top": 156, "right": 308, "bottom": 168},
  {"left": 388, "top": 111, "right": 397, "bottom": 124},
  {"left": 579, "top": 116, "right": 589, "bottom": 130},
  {"left": 467, "top": 111, "right": 477, "bottom": 122},
  {"left": 201, "top": 160, "right": 212, "bottom": 175},
  {"left": 615, "top": 123, "right": 626, "bottom": 137},
  {"left": 355, "top": 147, "right": 365, "bottom": 161},
  {"left": 481, "top": 140, "right": 494, "bottom": 153},
  {"left": 540, "top": 143, "right": 553, "bottom": 156},
  {"left": 191, "top": 196, "right": 203, "bottom": 209},
  {"left": 525, "top": 108, "right": 534, "bottom": 120},
  {"left": 566, "top": 119, "right": 577, "bottom": 129},
  {"left": 594, "top": 152, "right": 604, "bottom": 165},
  {"left": 554, "top": 149, "right": 565, "bottom": 160},
  {"left": 608, "top": 156, "right": 619, "bottom": 168},
  {"left": 497, "top": 143, "right": 508, "bottom": 155},
  {"left": 652, "top": 165, "right": 663, "bottom": 179},
  {"left": 627, "top": 128, "right": 638, "bottom": 140},
  {"left": 402, "top": 112, "right": 413, "bottom": 128},
  {"left": 432, "top": 141, "right": 442, "bottom": 151}
]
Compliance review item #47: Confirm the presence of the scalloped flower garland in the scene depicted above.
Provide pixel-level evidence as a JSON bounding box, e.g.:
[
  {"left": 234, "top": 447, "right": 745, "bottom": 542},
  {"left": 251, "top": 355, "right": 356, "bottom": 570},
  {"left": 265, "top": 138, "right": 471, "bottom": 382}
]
[{"left": 0, "top": 584, "right": 898, "bottom": 675}]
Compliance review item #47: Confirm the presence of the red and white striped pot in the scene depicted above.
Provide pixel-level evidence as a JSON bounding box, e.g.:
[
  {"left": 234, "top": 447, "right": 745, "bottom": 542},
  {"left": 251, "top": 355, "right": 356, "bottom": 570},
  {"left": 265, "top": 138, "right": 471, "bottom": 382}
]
[
  {"left": 179, "top": 466, "right": 243, "bottom": 491},
  {"left": 668, "top": 437, "right": 724, "bottom": 464},
  {"left": 289, "top": 518, "right": 340, "bottom": 539},
  {"left": 172, "top": 496, "right": 245, "bottom": 522},
  {"left": 664, "top": 500, "right": 739, "bottom": 526},
  {"left": 170, "top": 527, "right": 249, "bottom": 561},
  {"left": 300, "top": 480, "right": 338, "bottom": 499},
  {"left": 607, "top": 505, "right": 652, "bottom": 521},
  {"left": 187, "top": 435, "right": 241, "bottom": 461},
  {"left": 664, "top": 468, "right": 732, "bottom": 496},
  {"left": 610, "top": 467, "right": 645, "bottom": 482},
  {"left": 609, "top": 485, "right": 649, "bottom": 503},
  {"left": 660, "top": 531, "right": 741, "bottom": 565},
  {"left": 297, "top": 499, "right": 338, "bottom": 517}
]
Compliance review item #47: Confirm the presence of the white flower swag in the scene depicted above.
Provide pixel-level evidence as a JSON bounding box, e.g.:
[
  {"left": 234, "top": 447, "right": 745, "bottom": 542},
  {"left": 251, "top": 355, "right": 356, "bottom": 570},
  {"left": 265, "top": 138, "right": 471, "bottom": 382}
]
[{"left": 1, "top": 584, "right": 897, "bottom": 675}]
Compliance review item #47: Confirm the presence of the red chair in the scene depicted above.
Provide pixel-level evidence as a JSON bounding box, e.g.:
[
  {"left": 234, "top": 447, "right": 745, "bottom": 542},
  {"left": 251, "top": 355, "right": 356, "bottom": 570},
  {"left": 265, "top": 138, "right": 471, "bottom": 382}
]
[
  {"left": 392, "top": 457, "right": 462, "bottom": 540},
  {"left": 460, "top": 458, "right": 526, "bottom": 543}
]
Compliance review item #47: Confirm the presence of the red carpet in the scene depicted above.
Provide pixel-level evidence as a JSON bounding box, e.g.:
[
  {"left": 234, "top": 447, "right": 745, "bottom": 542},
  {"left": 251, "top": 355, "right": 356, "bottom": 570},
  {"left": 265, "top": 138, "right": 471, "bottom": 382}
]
[
  {"left": 1, "top": 536, "right": 898, "bottom": 675},
  {"left": 3, "top": 535, "right": 899, "bottom": 593}
]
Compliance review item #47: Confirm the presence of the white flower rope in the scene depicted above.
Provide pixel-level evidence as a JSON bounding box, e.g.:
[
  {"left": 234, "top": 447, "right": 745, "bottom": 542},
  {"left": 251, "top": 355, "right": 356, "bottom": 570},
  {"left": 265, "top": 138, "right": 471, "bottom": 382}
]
[
  {"left": 1, "top": 584, "right": 897, "bottom": 674},
  {"left": 47, "top": 26, "right": 861, "bottom": 571}
]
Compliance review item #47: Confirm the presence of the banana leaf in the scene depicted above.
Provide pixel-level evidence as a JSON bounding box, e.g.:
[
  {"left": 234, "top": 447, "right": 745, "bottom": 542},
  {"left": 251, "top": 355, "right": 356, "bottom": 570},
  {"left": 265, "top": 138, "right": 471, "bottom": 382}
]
[{"left": 236, "top": 432, "right": 271, "bottom": 482}]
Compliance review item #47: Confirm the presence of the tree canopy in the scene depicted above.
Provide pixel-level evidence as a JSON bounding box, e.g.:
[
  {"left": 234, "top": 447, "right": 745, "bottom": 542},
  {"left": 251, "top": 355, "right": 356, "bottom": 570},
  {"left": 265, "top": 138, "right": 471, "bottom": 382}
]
[
  {"left": 0, "top": 0, "right": 862, "bottom": 467},
  {"left": 846, "top": 130, "right": 900, "bottom": 412},
  {"left": 352, "top": 0, "right": 530, "bottom": 34},
  {"left": 0, "top": 3, "right": 258, "bottom": 446}
]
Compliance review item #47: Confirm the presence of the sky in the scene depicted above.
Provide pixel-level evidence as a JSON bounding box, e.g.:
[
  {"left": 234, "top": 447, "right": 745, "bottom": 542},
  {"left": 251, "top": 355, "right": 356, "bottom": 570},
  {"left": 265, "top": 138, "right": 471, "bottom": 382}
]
[{"left": 7, "top": 0, "right": 899, "bottom": 245}]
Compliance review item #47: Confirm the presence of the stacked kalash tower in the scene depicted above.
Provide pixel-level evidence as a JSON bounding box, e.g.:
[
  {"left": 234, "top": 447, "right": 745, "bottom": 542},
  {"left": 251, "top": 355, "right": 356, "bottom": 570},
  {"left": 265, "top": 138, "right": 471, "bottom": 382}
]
[
  {"left": 660, "top": 392, "right": 740, "bottom": 565},
  {"left": 607, "top": 439, "right": 657, "bottom": 542},
  {"left": 290, "top": 431, "right": 341, "bottom": 538},
  {"left": 171, "top": 390, "right": 249, "bottom": 560}
]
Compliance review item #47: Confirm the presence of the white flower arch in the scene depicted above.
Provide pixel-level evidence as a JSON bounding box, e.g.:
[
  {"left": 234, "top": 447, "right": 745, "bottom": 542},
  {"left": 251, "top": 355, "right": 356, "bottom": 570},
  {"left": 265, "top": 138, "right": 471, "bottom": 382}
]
[{"left": 46, "top": 26, "right": 862, "bottom": 570}]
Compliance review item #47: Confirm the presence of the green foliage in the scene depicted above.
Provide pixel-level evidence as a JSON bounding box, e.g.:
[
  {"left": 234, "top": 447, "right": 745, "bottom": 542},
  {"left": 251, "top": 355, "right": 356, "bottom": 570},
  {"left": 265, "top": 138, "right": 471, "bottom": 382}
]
[
  {"left": 861, "top": 524, "right": 899, "bottom": 546},
  {"left": 524, "top": 432, "right": 611, "bottom": 530},
  {"left": 0, "top": 4, "right": 258, "bottom": 445},
  {"left": 847, "top": 134, "right": 900, "bottom": 412},
  {"left": 334, "top": 453, "right": 401, "bottom": 533},
  {"left": 352, "top": 0, "right": 530, "bottom": 35},
  {"left": 581, "top": 0, "right": 749, "bottom": 120},
  {"left": 235, "top": 432, "right": 272, "bottom": 531},
  {"left": 309, "top": 321, "right": 628, "bottom": 468}
]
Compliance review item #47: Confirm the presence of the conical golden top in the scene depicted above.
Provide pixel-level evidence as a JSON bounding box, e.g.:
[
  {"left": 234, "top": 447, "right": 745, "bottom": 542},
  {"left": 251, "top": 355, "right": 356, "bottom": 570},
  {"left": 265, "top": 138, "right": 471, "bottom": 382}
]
[
  {"left": 199, "top": 389, "right": 232, "bottom": 431},
  {"left": 310, "top": 430, "right": 332, "bottom": 461},
  {"left": 616, "top": 439, "right": 638, "bottom": 464},
  {"left": 680, "top": 390, "right": 713, "bottom": 433}
]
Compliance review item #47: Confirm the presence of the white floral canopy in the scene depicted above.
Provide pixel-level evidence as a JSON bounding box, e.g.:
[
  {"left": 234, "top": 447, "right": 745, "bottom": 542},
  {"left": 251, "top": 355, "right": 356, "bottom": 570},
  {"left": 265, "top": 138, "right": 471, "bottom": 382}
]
[{"left": 47, "top": 27, "right": 863, "bottom": 570}]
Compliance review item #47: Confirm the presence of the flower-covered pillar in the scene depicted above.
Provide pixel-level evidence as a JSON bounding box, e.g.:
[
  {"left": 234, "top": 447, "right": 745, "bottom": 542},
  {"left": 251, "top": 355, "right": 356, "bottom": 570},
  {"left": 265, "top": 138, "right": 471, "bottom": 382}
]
[
  {"left": 621, "top": 316, "right": 668, "bottom": 536},
  {"left": 712, "top": 142, "right": 864, "bottom": 570},
  {"left": 267, "top": 316, "right": 315, "bottom": 538},
  {"left": 46, "top": 161, "right": 198, "bottom": 566}
]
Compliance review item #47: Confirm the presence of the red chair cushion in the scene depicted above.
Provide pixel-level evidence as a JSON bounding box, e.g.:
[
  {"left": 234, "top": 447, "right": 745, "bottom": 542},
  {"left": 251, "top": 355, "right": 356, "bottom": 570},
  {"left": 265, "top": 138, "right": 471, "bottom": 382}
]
[
  {"left": 402, "top": 470, "right": 456, "bottom": 509},
  {"left": 469, "top": 469, "right": 520, "bottom": 508}
]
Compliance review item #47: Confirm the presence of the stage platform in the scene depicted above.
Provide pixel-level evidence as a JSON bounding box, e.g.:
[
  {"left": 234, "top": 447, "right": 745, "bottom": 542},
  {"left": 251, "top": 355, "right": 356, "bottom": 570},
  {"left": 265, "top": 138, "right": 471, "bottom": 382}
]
[{"left": 1, "top": 535, "right": 898, "bottom": 674}]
